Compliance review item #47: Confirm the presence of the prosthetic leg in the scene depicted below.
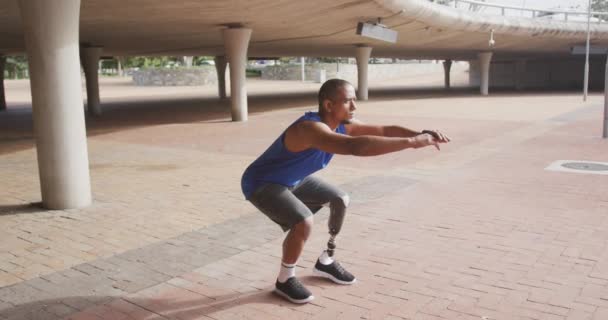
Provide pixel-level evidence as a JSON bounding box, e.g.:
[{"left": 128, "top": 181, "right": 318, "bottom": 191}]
[
  {"left": 313, "top": 194, "right": 356, "bottom": 284},
  {"left": 325, "top": 194, "right": 349, "bottom": 257}
]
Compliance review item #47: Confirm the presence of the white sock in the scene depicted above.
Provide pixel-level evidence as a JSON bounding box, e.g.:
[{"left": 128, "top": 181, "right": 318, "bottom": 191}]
[
  {"left": 318, "top": 250, "right": 334, "bottom": 265},
  {"left": 277, "top": 262, "right": 296, "bottom": 283}
]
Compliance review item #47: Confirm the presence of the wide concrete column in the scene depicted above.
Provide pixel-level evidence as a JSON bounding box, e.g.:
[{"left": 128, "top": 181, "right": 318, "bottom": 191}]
[
  {"left": 214, "top": 55, "right": 227, "bottom": 99},
  {"left": 80, "top": 46, "right": 103, "bottom": 116},
  {"left": 478, "top": 52, "right": 493, "bottom": 96},
  {"left": 443, "top": 59, "right": 453, "bottom": 89},
  {"left": 19, "top": 0, "right": 92, "bottom": 209},
  {"left": 0, "top": 54, "right": 6, "bottom": 111},
  {"left": 222, "top": 28, "right": 252, "bottom": 122},
  {"left": 355, "top": 46, "right": 372, "bottom": 100}
]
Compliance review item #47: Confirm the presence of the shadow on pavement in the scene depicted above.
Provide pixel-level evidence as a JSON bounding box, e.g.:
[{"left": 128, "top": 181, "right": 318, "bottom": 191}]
[
  {"left": 0, "top": 202, "right": 45, "bottom": 217},
  {"left": 0, "top": 286, "right": 325, "bottom": 320}
]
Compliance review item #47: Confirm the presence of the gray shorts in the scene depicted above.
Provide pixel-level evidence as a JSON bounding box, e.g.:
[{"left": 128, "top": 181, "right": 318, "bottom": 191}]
[{"left": 248, "top": 176, "right": 348, "bottom": 232}]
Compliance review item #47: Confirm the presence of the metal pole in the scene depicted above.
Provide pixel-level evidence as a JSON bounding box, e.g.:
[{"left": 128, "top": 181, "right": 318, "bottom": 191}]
[
  {"left": 584, "top": 0, "right": 592, "bottom": 101},
  {"left": 604, "top": 53, "right": 608, "bottom": 138},
  {"left": 300, "top": 57, "right": 305, "bottom": 81}
]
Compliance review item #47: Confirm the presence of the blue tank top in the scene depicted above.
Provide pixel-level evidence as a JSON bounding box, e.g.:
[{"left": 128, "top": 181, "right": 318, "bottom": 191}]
[{"left": 241, "top": 112, "right": 346, "bottom": 199}]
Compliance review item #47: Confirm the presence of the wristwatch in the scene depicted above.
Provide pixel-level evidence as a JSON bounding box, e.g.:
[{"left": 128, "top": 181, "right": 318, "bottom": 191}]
[{"left": 421, "top": 130, "right": 440, "bottom": 140}]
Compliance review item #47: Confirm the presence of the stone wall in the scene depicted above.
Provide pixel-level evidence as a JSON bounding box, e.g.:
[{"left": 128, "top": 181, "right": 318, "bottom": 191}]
[
  {"left": 132, "top": 66, "right": 217, "bottom": 86},
  {"left": 469, "top": 57, "right": 606, "bottom": 90},
  {"left": 261, "top": 63, "right": 463, "bottom": 83}
]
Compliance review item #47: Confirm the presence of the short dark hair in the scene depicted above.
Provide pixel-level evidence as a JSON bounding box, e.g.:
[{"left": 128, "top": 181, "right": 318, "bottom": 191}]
[{"left": 318, "top": 79, "right": 352, "bottom": 113}]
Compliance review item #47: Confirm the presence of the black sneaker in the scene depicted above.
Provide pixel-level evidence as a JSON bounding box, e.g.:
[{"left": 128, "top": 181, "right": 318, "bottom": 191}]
[
  {"left": 274, "top": 277, "right": 314, "bottom": 304},
  {"left": 313, "top": 260, "right": 356, "bottom": 285}
]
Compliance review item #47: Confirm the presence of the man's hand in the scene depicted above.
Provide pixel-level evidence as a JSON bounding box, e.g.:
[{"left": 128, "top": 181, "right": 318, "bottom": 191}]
[
  {"left": 421, "top": 130, "right": 451, "bottom": 143},
  {"left": 412, "top": 134, "right": 439, "bottom": 150},
  {"left": 414, "top": 130, "right": 451, "bottom": 150}
]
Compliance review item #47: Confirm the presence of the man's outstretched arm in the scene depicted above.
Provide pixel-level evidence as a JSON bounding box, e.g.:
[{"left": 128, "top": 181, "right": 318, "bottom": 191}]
[
  {"left": 345, "top": 119, "right": 450, "bottom": 143},
  {"left": 286, "top": 121, "right": 443, "bottom": 157},
  {"left": 345, "top": 119, "right": 420, "bottom": 138}
]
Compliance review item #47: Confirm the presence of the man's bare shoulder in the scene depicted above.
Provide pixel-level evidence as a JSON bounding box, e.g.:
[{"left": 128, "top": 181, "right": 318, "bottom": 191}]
[
  {"left": 284, "top": 120, "right": 333, "bottom": 152},
  {"left": 289, "top": 120, "right": 331, "bottom": 137}
]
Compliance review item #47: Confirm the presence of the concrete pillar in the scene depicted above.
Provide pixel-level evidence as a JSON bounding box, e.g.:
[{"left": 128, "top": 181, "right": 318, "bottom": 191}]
[
  {"left": 515, "top": 60, "right": 527, "bottom": 91},
  {"left": 18, "top": 0, "right": 92, "bottom": 209},
  {"left": 80, "top": 46, "right": 103, "bottom": 116},
  {"left": 0, "top": 54, "right": 6, "bottom": 111},
  {"left": 214, "top": 55, "right": 227, "bottom": 99},
  {"left": 602, "top": 57, "right": 608, "bottom": 139},
  {"left": 183, "top": 56, "right": 193, "bottom": 67},
  {"left": 443, "top": 59, "right": 453, "bottom": 89},
  {"left": 116, "top": 57, "right": 124, "bottom": 77},
  {"left": 355, "top": 46, "right": 372, "bottom": 100},
  {"left": 300, "top": 57, "right": 306, "bottom": 81},
  {"left": 222, "top": 27, "right": 252, "bottom": 122},
  {"left": 478, "top": 52, "right": 493, "bottom": 96}
]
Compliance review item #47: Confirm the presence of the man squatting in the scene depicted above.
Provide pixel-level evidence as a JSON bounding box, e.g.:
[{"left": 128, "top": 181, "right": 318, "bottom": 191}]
[{"left": 242, "top": 79, "right": 450, "bottom": 303}]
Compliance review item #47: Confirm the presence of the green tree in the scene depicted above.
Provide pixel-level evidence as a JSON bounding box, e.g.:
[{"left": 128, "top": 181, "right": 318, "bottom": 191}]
[
  {"left": 428, "top": 0, "right": 454, "bottom": 4},
  {"left": 100, "top": 59, "right": 118, "bottom": 72},
  {"left": 316, "top": 57, "right": 340, "bottom": 63},
  {"left": 4, "top": 56, "right": 28, "bottom": 79},
  {"left": 121, "top": 56, "right": 183, "bottom": 69},
  {"left": 193, "top": 56, "right": 215, "bottom": 66},
  {"left": 592, "top": 0, "right": 608, "bottom": 20}
]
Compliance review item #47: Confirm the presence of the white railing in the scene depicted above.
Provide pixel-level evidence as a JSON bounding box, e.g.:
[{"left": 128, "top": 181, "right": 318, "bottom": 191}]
[{"left": 430, "top": 0, "right": 608, "bottom": 23}]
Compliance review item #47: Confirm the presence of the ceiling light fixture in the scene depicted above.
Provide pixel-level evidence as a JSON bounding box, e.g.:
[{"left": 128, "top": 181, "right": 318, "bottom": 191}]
[{"left": 356, "top": 18, "right": 398, "bottom": 43}]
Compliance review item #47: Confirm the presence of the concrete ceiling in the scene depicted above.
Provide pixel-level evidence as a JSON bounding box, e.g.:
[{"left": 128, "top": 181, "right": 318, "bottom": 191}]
[{"left": 1, "top": 0, "right": 608, "bottom": 60}]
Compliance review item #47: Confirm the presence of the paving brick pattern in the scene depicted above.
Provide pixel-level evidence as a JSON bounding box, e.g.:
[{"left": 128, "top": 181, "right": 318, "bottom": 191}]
[{"left": 0, "top": 77, "right": 607, "bottom": 319}]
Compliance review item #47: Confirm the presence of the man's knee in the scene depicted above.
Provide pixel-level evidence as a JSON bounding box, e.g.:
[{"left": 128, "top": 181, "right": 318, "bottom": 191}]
[
  {"left": 330, "top": 194, "right": 350, "bottom": 209},
  {"left": 292, "top": 216, "right": 314, "bottom": 240}
]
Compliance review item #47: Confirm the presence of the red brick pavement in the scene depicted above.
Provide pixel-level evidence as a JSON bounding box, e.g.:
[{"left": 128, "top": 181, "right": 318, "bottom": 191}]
[{"left": 0, "top": 77, "right": 606, "bottom": 320}]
